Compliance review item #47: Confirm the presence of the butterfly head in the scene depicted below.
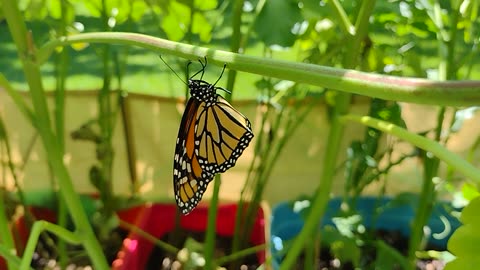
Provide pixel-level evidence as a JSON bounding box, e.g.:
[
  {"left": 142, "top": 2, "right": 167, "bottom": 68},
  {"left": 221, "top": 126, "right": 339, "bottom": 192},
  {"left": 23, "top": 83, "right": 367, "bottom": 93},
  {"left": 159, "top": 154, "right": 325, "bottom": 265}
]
[{"left": 188, "top": 79, "right": 217, "bottom": 104}]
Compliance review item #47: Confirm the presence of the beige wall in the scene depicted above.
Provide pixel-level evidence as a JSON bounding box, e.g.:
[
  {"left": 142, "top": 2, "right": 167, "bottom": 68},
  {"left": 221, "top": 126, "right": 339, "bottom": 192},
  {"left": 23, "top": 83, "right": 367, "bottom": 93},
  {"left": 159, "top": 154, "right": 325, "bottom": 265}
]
[{"left": 1, "top": 90, "right": 478, "bottom": 206}]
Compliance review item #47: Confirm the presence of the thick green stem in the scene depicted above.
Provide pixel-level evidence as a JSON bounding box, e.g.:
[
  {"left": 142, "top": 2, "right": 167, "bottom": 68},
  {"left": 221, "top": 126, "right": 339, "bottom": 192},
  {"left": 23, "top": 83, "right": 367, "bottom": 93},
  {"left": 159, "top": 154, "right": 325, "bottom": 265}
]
[
  {"left": 38, "top": 32, "right": 480, "bottom": 106},
  {"left": 280, "top": 1, "right": 376, "bottom": 268},
  {"left": 227, "top": 0, "right": 245, "bottom": 266},
  {"left": 407, "top": 2, "right": 462, "bottom": 267},
  {"left": 2, "top": 1, "right": 109, "bottom": 269},
  {"left": 279, "top": 112, "right": 347, "bottom": 270},
  {"left": 204, "top": 174, "right": 221, "bottom": 270},
  {"left": 54, "top": 1, "right": 70, "bottom": 266},
  {"left": 225, "top": 0, "right": 245, "bottom": 96}
]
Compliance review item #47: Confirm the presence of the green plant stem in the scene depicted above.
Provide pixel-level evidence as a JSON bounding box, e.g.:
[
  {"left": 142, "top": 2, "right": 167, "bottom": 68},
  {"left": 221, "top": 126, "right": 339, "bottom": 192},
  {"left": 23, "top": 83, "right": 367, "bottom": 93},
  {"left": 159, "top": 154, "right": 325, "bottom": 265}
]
[
  {"left": 2, "top": 1, "right": 109, "bottom": 269},
  {"left": 227, "top": 1, "right": 245, "bottom": 267},
  {"left": 0, "top": 188, "right": 15, "bottom": 270},
  {"left": 20, "top": 221, "right": 82, "bottom": 270},
  {"left": 242, "top": 98, "right": 314, "bottom": 245},
  {"left": 408, "top": 155, "right": 438, "bottom": 269},
  {"left": 98, "top": 0, "right": 115, "bottom": 221},
  {"left": 215, "top": 244, "right": 266, "bottom": 265},
  {"left": 55, "top": 1, "right": 70, "bottom": 267},
  {"left": 329, "top": 0, "right": 355, "bottom": 35},
  {"left": 204, "top": 174, "right": 222, "bottom": 270},
  {"left": 343, "top": 0, "right": 376, "bottom": 66},
  {"left": 118, "top": 220, "right": 178, "bottom": 254},
  {"left": 0, "top": 245, "right": 30, "bottom": 270},
  {"left": 208, "top": 3, "right": 244, "bottom": 261},
  {"left": 0, "top": 74, "right": 35, "bottom": 125},
  {"left": 38, "top": 32, "right": 480, "bottom": 106},
  {"left": 0, "top": 116, "right": 27, "bottom": 204},
  {"left": 408, "top": 104, "right": 445, "bottom": 269},
  {"left": 225, "top": 0, "right": 244, "bottom": 96},
  {"left": 120, "top": 95, "right": 138, "bottom": 192},
  {"left": 279, "top": 109, "right": 347, "bottom": 270},
  {"left": 280, "top": 1, "right": 376, "bottom": 268},
  {"left": 341, "top": 115, "right": 480, "bottom": 183},
  {"left": 231, "top": 93, "right": 272, "bottom": 268},
  {"left": 304, "top": 234, "right": 314, "bottom": 270},
  {"left": 407, "top": 2, "right": 462, "bottom": 267}
]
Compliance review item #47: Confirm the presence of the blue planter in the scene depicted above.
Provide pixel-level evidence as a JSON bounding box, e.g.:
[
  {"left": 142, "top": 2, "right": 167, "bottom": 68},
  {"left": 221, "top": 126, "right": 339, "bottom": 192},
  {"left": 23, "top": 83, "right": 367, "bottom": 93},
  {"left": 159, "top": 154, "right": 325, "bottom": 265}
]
[{"left": 270, "top": 196, "right": 462, "bottom": 269}]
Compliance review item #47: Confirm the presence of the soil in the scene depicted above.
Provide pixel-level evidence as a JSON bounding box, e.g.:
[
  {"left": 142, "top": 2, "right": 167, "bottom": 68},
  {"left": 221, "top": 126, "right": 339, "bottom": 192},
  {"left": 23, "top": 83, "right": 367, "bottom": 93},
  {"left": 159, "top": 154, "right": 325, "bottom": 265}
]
[
  {"left": 145, "top": 228, "right": 259, "bottom": 270},
  {"left": 28, "top": 227, "right": 445, "bottom": 270},
  {"left": 30, "top": 227, "right": 128, "bottom": 269},
  {"left": 293, "top": 229, "right": 446, "bottom": 270}
]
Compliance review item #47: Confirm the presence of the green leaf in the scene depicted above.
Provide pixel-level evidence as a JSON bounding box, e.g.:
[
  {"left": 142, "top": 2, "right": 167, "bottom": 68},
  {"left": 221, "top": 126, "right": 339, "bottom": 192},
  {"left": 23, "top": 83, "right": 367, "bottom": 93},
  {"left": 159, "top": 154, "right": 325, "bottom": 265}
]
[
  {"left": 458, "top": 196, "right": 480, "bottom": 224},
  {"left": 461, "top": 183, "right": 480, "bottom": 201},
  {"left": 448, "top": 224, "right": 480, "bottom": 257},
  {"left": 47, "top": 0, "right": 62, "bottom": 19},
  {"left": 106, "top": 0, "right": 131, "bottom": 25},
  {"left": 130, "top": 0, "right": 147, "bottom": 22},
  {"left": 253, "top": 0, "right": 302, "bottom": 47},
  {"left": 161, "top": 1, "right": 190, "bottom": 41},
  {"left": 445, "top": 257, "right": 480, "bottom": 270},
  {"left": 446, "top": 197, "right": 480, "bottom": 270},
  {"left": 22, "top": 0, "right": 49, "bottom": 20},
  {"left": 194, "top": 0, "right": 217, "bottom": 10},
  {"left": 192, "top": 13, "right": 212, "bottom": 42},
  {"left": 82, "top": 0, "right": 102, "bottom": 17},
  {"left": 47, "top": 0, "right": 75, "bottom": 25}
]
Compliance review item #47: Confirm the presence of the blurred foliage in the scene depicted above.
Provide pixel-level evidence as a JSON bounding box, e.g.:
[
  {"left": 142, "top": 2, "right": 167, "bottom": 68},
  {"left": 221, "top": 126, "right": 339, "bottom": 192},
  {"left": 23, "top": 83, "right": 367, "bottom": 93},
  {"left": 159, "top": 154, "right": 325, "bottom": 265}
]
[
  {"left": 1, "top": 0, "right": 479, "bottom": 84},
  {"left": 446, "top": 196, "right": 480, "bottom": 270},
  {"left": 2, "top": 0, "right": 480, "bottom": 268}
]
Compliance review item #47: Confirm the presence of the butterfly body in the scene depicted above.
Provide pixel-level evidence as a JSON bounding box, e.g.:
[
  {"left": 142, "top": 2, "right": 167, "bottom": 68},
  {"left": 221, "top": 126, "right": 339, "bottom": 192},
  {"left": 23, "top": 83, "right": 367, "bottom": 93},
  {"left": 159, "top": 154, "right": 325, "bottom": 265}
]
[{"left": 173, "top": 72, "right": 254, "bottom": 214}]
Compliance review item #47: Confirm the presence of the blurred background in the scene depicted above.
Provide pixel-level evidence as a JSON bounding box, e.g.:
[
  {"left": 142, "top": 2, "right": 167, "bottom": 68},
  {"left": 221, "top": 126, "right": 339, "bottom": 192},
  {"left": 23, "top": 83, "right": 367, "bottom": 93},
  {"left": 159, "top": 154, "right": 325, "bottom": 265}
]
[{"left": 1, "top": 0, "right": 479, "bottom": 206}]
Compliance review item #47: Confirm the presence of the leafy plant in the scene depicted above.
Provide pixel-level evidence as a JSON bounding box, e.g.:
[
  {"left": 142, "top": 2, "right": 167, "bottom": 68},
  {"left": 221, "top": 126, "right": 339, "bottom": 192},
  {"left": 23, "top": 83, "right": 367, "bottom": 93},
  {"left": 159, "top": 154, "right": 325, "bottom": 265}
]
[
  {"left": 446, "top": 196, "right": 480, "bottom": 269},
  {"left": 2, "top": 1, "right": 480, "bottom": 270}
]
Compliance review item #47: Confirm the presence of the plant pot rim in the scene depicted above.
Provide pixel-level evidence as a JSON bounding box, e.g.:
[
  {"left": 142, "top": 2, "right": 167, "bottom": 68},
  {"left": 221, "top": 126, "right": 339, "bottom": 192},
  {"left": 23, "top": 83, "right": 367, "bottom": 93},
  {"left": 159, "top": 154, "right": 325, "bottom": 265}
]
[{"left": 112, "top": 200, "right": 272, "bottom": 270}]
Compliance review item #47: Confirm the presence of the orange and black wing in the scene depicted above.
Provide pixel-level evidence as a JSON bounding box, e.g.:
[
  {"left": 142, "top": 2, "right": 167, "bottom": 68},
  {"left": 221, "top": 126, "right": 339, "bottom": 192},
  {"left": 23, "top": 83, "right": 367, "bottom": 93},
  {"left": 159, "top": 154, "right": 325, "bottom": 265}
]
[
  {"left": 173, "top": 98, "right": 213, "bottom": 214},
  {"left": 173, "top": 94, "right": 253, "bottom": 215},
  {"left": 194, "top": 95, "right": 253, "bottom": 174}
]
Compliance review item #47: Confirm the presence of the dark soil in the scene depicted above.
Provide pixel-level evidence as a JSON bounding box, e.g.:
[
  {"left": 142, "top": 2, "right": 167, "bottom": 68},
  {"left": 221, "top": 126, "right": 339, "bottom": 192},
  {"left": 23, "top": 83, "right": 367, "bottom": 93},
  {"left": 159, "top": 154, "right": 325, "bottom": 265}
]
[
  {"left": 293, "top": 229, "right": 446, "bottom": 270},
  {"left": 30, "top": 227, "right": 128, "bottom": 269},
  {"left": 145, "top": 228, "right": 260, "bottom": 270}
]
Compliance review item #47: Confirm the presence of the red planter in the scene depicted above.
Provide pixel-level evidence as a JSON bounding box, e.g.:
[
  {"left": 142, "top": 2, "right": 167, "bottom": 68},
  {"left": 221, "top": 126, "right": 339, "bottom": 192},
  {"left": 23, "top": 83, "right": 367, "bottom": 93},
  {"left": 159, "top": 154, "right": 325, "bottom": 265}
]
[
  {"left": 2, "top": 203, "right": 267, "bottom": 270},
  {"left": 1, "top": 204, "right": 147, "bottom": 270},
  {"left": 112, "top": 203, "right": 267, "bottom": 270}
]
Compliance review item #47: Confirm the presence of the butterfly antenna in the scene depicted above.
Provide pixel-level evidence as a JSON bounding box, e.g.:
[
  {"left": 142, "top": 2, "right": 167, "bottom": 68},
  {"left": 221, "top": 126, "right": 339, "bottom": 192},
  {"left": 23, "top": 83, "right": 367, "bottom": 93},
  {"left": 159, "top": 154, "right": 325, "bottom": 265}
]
[
  {"left": 190, "top": 56, "right": 208, "bottom": 79},
  {"left": 213, "top": 64, "right": 226, "bottom": 87},
  {"left": 213, "top": 64, "right": 232, "bottom": 94},
  {"left": 158, "top": 55, "right": 187, "bottom": 85},
  {"left": 214, "top": 65, "right": 231, "bottom": 94}
]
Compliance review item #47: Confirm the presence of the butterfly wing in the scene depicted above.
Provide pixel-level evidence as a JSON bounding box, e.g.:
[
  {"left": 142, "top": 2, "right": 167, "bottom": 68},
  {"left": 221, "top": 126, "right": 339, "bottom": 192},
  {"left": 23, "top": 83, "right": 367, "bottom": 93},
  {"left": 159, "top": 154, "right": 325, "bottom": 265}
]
[
  {"left": 173, "top": 98, "right": 213, "bottom": 214},
  {"left": 174, "top": 89, "right": 254, "bottom": 215},
  {"left": 195, "top": 95, "right": 254, "bottom": 174}
]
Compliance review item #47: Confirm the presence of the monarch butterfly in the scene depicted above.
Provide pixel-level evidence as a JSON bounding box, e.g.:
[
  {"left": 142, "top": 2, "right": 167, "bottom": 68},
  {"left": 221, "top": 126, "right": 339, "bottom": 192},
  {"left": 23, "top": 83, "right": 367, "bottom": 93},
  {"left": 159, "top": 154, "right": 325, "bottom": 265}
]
[{"left": 173, "top": 58, "right": 254, "bottom": 214}]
